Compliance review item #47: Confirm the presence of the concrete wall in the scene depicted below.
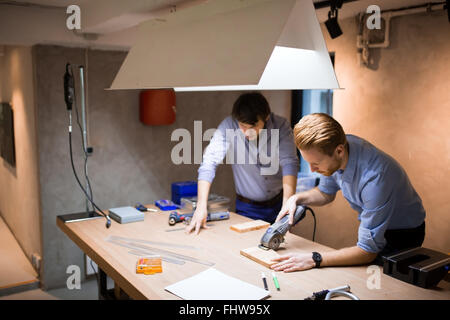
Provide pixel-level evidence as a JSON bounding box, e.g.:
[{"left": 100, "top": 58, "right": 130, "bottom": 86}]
[
  {"left": 292, "top": 10, "right": 450, "bottom": 253},
  {"left": 0, "top": 46, "right": 42, "bottom": 264},
  {"left": 33, "top": 45, "right": 291, "bottom": 289}
]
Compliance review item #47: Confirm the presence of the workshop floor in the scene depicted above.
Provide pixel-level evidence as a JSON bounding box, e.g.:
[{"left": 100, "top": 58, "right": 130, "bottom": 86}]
[
  {"left": 0, "top": 278, "right": 99, "bottom": 300},
  {"left": 0, "top": 216, "right": 39, "bottom": 296},
  {"left": 0, "top": 216, "right": 103, "bottom": 300}
]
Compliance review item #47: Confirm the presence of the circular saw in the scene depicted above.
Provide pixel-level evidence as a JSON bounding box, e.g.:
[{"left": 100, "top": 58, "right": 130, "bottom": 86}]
[{"left": 259, "top": 205, "right": 307, "bottom": 250}]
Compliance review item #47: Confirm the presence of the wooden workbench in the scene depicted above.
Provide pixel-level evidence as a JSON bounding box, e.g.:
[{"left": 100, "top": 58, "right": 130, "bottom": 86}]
[{"left": 57, "top": 206, "right": 449, "bottom": 300}]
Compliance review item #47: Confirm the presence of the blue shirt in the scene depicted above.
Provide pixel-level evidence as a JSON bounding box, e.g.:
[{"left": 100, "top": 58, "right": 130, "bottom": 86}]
[
  {"left": 318, "top": 135, "right": 426, "bottom": 253},
  {"left": 198, "top": 113, "right": 299, "bottom": 201}
]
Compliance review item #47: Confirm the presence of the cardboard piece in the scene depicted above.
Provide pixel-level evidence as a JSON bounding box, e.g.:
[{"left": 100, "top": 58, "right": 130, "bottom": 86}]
[
  {"left": 240, "top": 246, "right": 281, "bottom": 268},
  {"left": 230, "top": 220, "right": 270, "bottom": 233}
]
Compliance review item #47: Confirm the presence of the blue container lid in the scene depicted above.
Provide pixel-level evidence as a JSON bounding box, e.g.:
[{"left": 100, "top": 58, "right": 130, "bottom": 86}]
[{"left": 171, "top": 181, "right": 197, "bottom": 194}]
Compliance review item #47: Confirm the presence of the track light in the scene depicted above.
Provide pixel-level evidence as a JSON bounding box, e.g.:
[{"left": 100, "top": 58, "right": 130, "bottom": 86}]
[
  {"left": 325, "top": 0, "right": 343, "bottom": 39},
  {"left": 446, "top": 0, "right": 449, "bottom": 22},
  {"left": 325, "top": 9, "right": 342, "bottom": 39}
]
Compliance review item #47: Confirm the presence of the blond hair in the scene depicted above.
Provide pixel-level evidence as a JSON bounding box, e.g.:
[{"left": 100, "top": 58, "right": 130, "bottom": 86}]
[{"left": 294, "top": 113, "right": 347, "bottom": 156}]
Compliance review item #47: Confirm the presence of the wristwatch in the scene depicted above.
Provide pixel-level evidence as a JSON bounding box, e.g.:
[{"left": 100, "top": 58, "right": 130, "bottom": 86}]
[{"left": 312, "top": 252, "right": 322, "bottom": 268}]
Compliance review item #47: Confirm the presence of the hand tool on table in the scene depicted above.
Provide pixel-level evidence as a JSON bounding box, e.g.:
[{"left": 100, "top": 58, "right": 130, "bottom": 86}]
[
  {"left": 135, "top": 202, "right": 158, "bottom": 212},
  {"left": 259, "top": 205, "right": 315, "bottom": 250},
  {"left": 304, "top": 285, "right": 359, "bottom": 300},
  {"left": 168, "top": 211, "right": 229, "bottom": 226},
  {"left": 165, "top": 224, "right": 215, "bottom": 232}
]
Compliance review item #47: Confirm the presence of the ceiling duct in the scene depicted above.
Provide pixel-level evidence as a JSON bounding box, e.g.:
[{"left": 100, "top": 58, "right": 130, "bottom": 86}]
[{"left": 110, "top": 0, "right": 339, "bottom": 91}]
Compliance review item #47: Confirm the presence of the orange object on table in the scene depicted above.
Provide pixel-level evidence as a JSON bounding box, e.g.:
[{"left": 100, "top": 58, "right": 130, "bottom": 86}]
[{"left": 136, "top": 256, "right": 162, "bottom": 275}]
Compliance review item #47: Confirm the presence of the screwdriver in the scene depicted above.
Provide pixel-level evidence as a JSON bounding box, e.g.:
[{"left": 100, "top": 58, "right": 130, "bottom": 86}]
[{"left": 135, "top": 202, "right": 158, "bottom": 212}]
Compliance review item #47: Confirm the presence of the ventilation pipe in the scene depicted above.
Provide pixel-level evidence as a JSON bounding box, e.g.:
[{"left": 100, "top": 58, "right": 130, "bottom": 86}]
[{"left": 357, "top": 2, "right": 446, "bottom": 68}]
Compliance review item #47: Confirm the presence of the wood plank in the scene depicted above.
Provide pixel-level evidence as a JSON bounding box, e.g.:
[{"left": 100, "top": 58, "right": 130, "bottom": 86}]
[
  {"left": 240, "top": 246, "right": 281, "bottom": 268},
  {"left": 230, "top": 220, "right": 270, "bottom": 233}
]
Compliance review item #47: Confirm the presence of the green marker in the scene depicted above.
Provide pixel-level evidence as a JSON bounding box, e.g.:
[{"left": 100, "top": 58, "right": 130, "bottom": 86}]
[{"left": 272, "top": 272, "right": 280, "bottom": 291}]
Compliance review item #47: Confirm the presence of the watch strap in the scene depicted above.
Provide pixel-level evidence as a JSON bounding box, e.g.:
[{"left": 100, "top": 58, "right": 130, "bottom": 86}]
[{"left": 312, "top": 251, "right": 322, "bottom": 268}]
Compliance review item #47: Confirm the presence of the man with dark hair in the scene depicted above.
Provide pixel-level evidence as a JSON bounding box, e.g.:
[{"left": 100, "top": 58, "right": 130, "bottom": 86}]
[
  {"left": 186, "top": 92, "right": 299, "bottom": 234},
  {"left": 231, "top": 92, "right": 271, "bottom": 125}
]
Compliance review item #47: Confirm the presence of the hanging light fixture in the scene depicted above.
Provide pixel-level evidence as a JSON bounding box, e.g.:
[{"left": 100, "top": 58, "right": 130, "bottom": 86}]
[{"left": 110, "top": 0, "right": 339, "bottom": 91}]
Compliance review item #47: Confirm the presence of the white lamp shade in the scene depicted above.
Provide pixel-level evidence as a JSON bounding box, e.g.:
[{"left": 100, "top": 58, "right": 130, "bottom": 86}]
[{"left": 110, "top": 0, "right": 339, "bottom": 91}]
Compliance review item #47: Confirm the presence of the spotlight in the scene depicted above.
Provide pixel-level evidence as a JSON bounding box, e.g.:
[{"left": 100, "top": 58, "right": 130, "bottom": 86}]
[
  {"left": 446, "top": 0, "right": 449, "bottom": 22},
  {"left": 325, "top": 9, "right": 343, "bottom": 39}
]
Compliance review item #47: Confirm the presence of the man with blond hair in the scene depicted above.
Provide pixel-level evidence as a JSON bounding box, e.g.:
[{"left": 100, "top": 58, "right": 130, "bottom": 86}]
[{"left": 272, "top": 113, "right": 426, "bottom": 272}]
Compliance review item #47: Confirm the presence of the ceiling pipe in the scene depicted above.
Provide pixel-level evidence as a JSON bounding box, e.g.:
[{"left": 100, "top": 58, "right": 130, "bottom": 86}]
[{"left": 357, "top": 2, "right": 446, "bottom": 67}]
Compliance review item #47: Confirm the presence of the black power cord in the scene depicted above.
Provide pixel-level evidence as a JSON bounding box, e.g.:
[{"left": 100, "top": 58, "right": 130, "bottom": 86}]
[
  {"left": 65, "top": 63, "right": 111, "bottom": 229},
  {"left": 305, "top": 207, "right": 317, "bottom": 242},
  {"left": 68, "top": 129, "right": 111, "bottom": 228}
]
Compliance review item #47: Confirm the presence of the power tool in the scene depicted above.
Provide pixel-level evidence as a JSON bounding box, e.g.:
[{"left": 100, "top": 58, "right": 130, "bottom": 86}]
[
  {"left": 168, "top": 211, "right": 230, "bottom": 226},
  {"left": 259, "top": 205, "right": 310, "bottom": 250}
]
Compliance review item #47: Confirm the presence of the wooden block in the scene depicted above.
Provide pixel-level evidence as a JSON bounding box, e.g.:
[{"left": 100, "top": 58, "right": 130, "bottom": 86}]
[
  {"left": 230, "top": 220, "right": 270, "bottom": 233},
  {"left": 240, "top": 246, "right": 281, "bottom": 268}
]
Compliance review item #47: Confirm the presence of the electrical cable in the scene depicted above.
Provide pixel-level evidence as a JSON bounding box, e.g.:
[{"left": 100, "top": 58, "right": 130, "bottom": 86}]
[
  {"left": 72, "top": 70, "right": 94, "bottom": 212},
  {"left": 82, "top": 50, "right": 95, "bottom": 211},
  {"left": 75, "top": 62, "right": 102, "bottom": 280},
  {"left": 68, "top": 128, "right": 110, "bottom": 228},
  {"left": 68, "top": 63, "right": 104, "bottom": 281},
  {"left": 305, "top": 207, "right": 317, "bottom": 242},
  {"left": 304, "top": 285, "right": 359, "bottom": 300},
  {"left": 66, "top": 63, "right": 110, "bottom": 228},
  {"left": 325, "top": 290, "right": 360, "bottom": 300}
]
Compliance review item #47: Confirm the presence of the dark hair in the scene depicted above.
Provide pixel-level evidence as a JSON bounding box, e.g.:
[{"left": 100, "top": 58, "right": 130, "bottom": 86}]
[{"left": 231, "top": 92, "right": 271, "bottom": 125}]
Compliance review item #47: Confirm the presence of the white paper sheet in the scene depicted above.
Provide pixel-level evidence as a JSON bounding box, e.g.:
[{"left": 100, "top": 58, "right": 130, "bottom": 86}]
[{"left": 164, "top": 268, "right": 270, "bottom": 300}]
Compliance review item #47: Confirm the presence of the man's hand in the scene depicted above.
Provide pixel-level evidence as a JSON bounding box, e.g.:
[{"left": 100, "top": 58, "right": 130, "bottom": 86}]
[
  {"left": 276, "top": 188, "right": 337, "bottom": 225},
  {"left": 185, "top": 206, "right": 209, "bottom": 235},
  {"left": 186, "top": 180, "right": 211, "bottom": 235},
  {"left": 270, "top": 252, "right": 315, "bottom": 272},
  {"left": 276, "top": 194, "right": 299, "bottom": 225}
]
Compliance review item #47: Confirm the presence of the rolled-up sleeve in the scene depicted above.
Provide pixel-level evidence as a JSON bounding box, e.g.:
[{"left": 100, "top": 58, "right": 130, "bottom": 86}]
[
  {"left": 357, "top": 173, "right": 396, "bottom": 253},
  {"left": 278, "top": 120, "right": 300, "bottom": 176},
  {"left": 197, "top": 120, "right": 230, "bottom": 183},
  {"left": 318, "top": 176, "right": 340, "bottom": 195}
]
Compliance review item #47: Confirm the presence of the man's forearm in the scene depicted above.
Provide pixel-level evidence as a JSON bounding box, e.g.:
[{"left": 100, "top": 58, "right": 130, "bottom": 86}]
[
  {"left": 294, "top": 187, "right": 336, "bottom": 207},
  {"left": 321, "top": 246, "right": 378, "bottom": 267},
  {"left": 196, "top": 180, "right": 212, "bottom": 209},
  {"left": 282, "top": 175, "right": 297, "bottom": 204}
]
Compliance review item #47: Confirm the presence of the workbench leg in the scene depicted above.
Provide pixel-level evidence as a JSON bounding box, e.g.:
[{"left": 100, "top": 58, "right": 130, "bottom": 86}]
[
  {"left": 97, "top": 268, "right": 131, "bottom": 300},
  {"left": 98, "top": 268, "right": 109, "bottom": 300},
  {"left": 114, "top": 282, "right": 121, "bottom": 299}
]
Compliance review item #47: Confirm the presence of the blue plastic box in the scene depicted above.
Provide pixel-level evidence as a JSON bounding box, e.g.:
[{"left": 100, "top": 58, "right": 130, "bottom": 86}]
[
  {"left": 171, "top": 181, "right": 198, "bottom": 194},
  {"left": 171, "top": 181, "right": 197, "bottom": 205},
  {"left": 155, "top": 199, "right": 179, "bottom": 211}
]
